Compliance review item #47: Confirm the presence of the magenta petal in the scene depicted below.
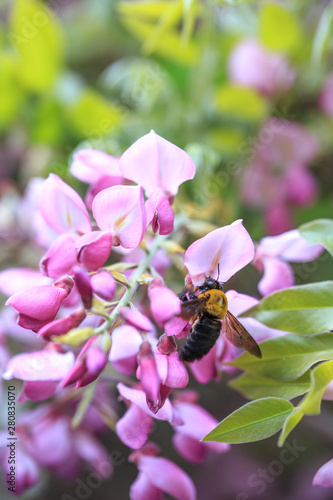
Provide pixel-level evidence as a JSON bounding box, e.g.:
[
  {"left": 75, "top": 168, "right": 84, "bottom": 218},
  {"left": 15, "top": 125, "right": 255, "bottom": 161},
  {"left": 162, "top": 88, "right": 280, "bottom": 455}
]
[
  {"left": 137, "top": 342, "right": 161, "bottom": 407},
  {"left": 130, "top": 472, "right": 163, "bottom": 500},
  {"left": 18, "top": 381, "right": 57, "bottom": 402},
  {"left": 6, "top": 285, "right": 68, "bottom": 331},
  {"left": 165, "top": 316, "right": 190, "bottom": 338},
  {"left": 149, "top": 286, "right": 181, "bottom": 326},
  {"left": 117, "top": 383, "right": 174, "bottom": 422},
  {"left": 116, "top": 405, "right": 154, "bottom": 449},
  {"left": 38, "top": 308, "right": 86, "bottom": 340},
  {"left": 155, "top": 352, "right": 189, "bottom": 388},
  {"left": 188, "top": 347, "right": 218, "bottom": 384},
  {"left": 92, "top": 185, "right": 146, "bottom": 248},
  {"left": 71, "top": 149, "right": 121, "bottom": 183},
  {"left": 110, "top": 325, "right": 142, "bottom": 362},
  {"left": 39, "top": 174, "right": 91, "bottom": 234},
  {"left": 138, "top": 456, "right": 196, "bottom": 500},
  {"left": 119, "top": 130, "right": 195, "bottom": 197},
  {"left": 313, "top": 458, "right": 333, "bottom": 487},
  {"left": 40, "top": 234, "right": 77, "bottom": 278},
  {"left": 173, "top": 433, "right": 207, "bottom": 464},
  {"left": 184, "top": 220, "right": 255, "bottom": 285},
  {"left": 258, "top": 257, "right": 294, "bottom": 296},
  {"left": 3, "top": 350, "right": 75, "bottom": 381},
  {"left": 146, "top": 191, "right": 174, "bottom": 235},
  {"left": 76, "top": 231, "right": 113, "bottom": 271},
  {"left": 91, "top": 270, "right": 116, "bottom": 301},
  {"left": 119, "top": 308, "right": 155, "bottom": 332}
]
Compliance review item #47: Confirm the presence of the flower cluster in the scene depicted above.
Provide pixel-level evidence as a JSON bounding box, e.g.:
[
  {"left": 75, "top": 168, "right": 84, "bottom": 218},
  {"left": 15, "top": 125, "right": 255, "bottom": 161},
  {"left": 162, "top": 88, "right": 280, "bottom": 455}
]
[{"left": 0, "top": 131, "right": 325, "bottom": 498}]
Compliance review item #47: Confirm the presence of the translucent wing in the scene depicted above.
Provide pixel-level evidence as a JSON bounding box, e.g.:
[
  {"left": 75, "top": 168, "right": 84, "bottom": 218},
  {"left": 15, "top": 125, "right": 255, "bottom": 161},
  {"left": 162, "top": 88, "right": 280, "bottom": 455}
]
[
  {"left": 223, "top": 310, "right": 262, "bottom": 358},
  {"left": 178, "top": 297, "right": 208, "bottom": 321}
]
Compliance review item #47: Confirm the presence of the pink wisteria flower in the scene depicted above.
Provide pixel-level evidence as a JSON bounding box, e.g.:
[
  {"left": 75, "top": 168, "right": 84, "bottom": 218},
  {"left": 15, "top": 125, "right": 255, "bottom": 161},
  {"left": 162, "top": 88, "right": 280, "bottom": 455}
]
[
  {"left": 228, "top": 39, "right": 295, "bottom": 96},
  {"left": 253, "top": 229, "right": 324, "bottom": 296},
  {"left": 184, "top": 219, "right": 254, "bottom": 285},
  {"left": 129, "top": 443, "right": 196, "bottom": 500},
  {"left": 319, "top": 72, "right": 333, "bottom": 117},
  {"left": 6, "top": 276, "right": 74, "bottom": 332},
  {"left": 240, "top": 119, "right": 319, "bottom": 234},
  {"left": 313, "top": 459, "right": 333, "bottom": 487},
  {"left": 119, "top": 130, "right": 195, "bottom": 235}
]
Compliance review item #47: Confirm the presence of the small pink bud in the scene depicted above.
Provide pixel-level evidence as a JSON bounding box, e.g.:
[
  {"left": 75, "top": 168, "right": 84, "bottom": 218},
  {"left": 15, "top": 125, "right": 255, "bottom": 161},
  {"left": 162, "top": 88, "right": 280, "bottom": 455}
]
[
  {"left": 137, "top": 342, "right": 161, "bottom": 413},
  {"left": 74, "top": 269, "right": 93, "bottom": 309},
  {"left": 91, "top": 270, "right": 116, "bottom": 301}
]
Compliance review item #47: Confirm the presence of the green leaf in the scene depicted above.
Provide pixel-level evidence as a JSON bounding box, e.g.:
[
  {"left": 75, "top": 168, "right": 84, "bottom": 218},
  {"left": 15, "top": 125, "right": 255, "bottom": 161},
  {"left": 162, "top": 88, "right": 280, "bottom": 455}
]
[
  {"left": 299, "top": 219, "right": 333, "bottom": 257},
  {"left": 278, "top": 408, "right": 303, "bottom": 446},
  {"left": 230, "top": 372, "right": 311, "bottom": 400},
  {"left": 202, "top": 398, "right": 293, "bottom": 444},
  {"left": 67, "top": 89, "right": 124, "bottom": 138},
  {"left": 229, "top": 332, "right": 333, "bottom": 381},
  {"left": 0, "top": 53, "right": 23, "bottom": 129},
  {"left": 259, "top": 4, "right": 302, "bottom": 55},
  {"left": 10, "top": 0, "right": 63, "bottom": 91},
  {"left": 242, "top": 281, "right": 333, "bottom": 334},
  {"left": 299, "top": 360, "right": 333, "bottom": 415},
  {"left": 214, "top": 84, "right": 268, "bottom": 122}
]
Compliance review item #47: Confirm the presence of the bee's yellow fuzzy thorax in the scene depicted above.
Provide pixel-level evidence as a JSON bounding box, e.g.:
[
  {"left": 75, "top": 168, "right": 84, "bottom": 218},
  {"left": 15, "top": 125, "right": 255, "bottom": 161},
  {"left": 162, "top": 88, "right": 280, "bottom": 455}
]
[{"left": 197, "top": 289, "right": 228, "bottom": 319}]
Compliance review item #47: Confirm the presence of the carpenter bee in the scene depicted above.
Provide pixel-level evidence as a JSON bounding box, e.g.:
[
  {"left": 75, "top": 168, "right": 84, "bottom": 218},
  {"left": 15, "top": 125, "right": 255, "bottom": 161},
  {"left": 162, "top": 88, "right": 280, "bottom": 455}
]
[{"left": 177, "top": 276, "right": 262, "bottom": 362}]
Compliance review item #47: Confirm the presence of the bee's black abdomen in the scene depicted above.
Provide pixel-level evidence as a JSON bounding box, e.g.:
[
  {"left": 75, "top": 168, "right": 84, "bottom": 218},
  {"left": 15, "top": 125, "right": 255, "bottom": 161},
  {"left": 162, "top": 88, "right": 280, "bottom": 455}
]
[{"left": 179, "top": 315, "right": 221, "bottom": 362}]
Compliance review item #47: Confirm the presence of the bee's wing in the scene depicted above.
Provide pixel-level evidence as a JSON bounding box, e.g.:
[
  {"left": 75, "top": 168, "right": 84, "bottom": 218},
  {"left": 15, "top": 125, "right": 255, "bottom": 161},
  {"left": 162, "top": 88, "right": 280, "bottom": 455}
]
[
  {"left": 223, "top": 311, "right": 262, "bottom": 358},
  {"left": 178, "top": 297, "right": 207, "bottom": 321}
]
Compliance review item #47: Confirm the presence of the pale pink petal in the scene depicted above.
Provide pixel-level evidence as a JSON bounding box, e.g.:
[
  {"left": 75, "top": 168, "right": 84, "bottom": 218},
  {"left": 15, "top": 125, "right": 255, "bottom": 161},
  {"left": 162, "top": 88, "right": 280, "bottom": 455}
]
[
  {"left": 165, "top": 316, "right": 190, "bottom": 338},
  {"left": 184, "top": 220, "right": 255, "bottom": 285},
  {"left": 149, "top": 286, "right": 181, "bottom": 326},
  {"left": 117, "top": 383, "right": 174, "bottom": 422},
  {"left": 173, "top": 433, "right": 207, "bottom": 464},
  {"left": 3, "top": 350, "right": 74, "bottom": 381},
  {"left": 39, "top": 174, "right": 91, "bottom": 234},
  {"left": 228, "top": 39, "right": 295, "bottom": 96},
  {"left": 110, "top": 325, "right": 142, "bottom": 362},
  {"left": 119, "top": 130, "right": 195, "bottom": 197},
  {"left": 92, "top": 185, "right": 146, "bottom": 248},
  {"left": 116, "top": 405, "right": 154, "bottom": 449},
  {"left": 4, "top": 446, "right": 40, "bottom": 495},
  {"left": 85, "top": 175, "right": 125, "bottom": 209},
  {"left": 130, "top": 472, "right": 163, "bottom": 500},
  {"left": 70, "top": 149, "right": 121, "bottom": 183},
  {"left": 155, "top": 351, "right": 189, "bottom": 388},
  {"left": 313, "top": 458, "right": 333, "bottom": 487},
  {"left": 225, "top": 290, "right": 259, "bottom": 316},
  {"left": 40, "top": 234, "right": 77, "bottom": 278},
  {"left": 260, "top": 119, "right": 319, "bottom": 166},
  {"left": 189, "top": 347, "right": 218, "bottom": 384},
  {"left": 91, "top": 270, "right": 116, "bottom": 301},
  {"left": 264, "top": 203, "right": 294, "bottom": 236},
  {"left": 119, "top": 308, "right": 155, "bottom": 332},
  {"left": 26, "top": 416, "right": 73, "bottom": 467},
  {"left": 256, "top": 229, "right": 324, "bottom": 262},
  {"left": 258, "top": 257, "right": 294, "bottom": 296},
  {"left": 18, "top": 381, "right": 57, "bottom": 402},
  {"left": 74, "top": 431, "right": 112, "bottom": 478},
  {"left": 76, "top": 231, "right": 113, "bottom": 271},
  {"left": 285, "top": 164, "right": 318, "bottom": 206},
  {"left": 0, "top": 268, "right": 51, "bottom": 297},
  {"left": 138, "top": 456, "right": 196, "bottom": 500}
]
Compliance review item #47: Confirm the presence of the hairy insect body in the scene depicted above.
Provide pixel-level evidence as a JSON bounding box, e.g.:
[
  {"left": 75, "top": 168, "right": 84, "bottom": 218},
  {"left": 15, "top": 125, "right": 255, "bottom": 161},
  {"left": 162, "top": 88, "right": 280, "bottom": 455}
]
[{"left": 179, "top": 313, "right": 221, "bottom": 362}]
